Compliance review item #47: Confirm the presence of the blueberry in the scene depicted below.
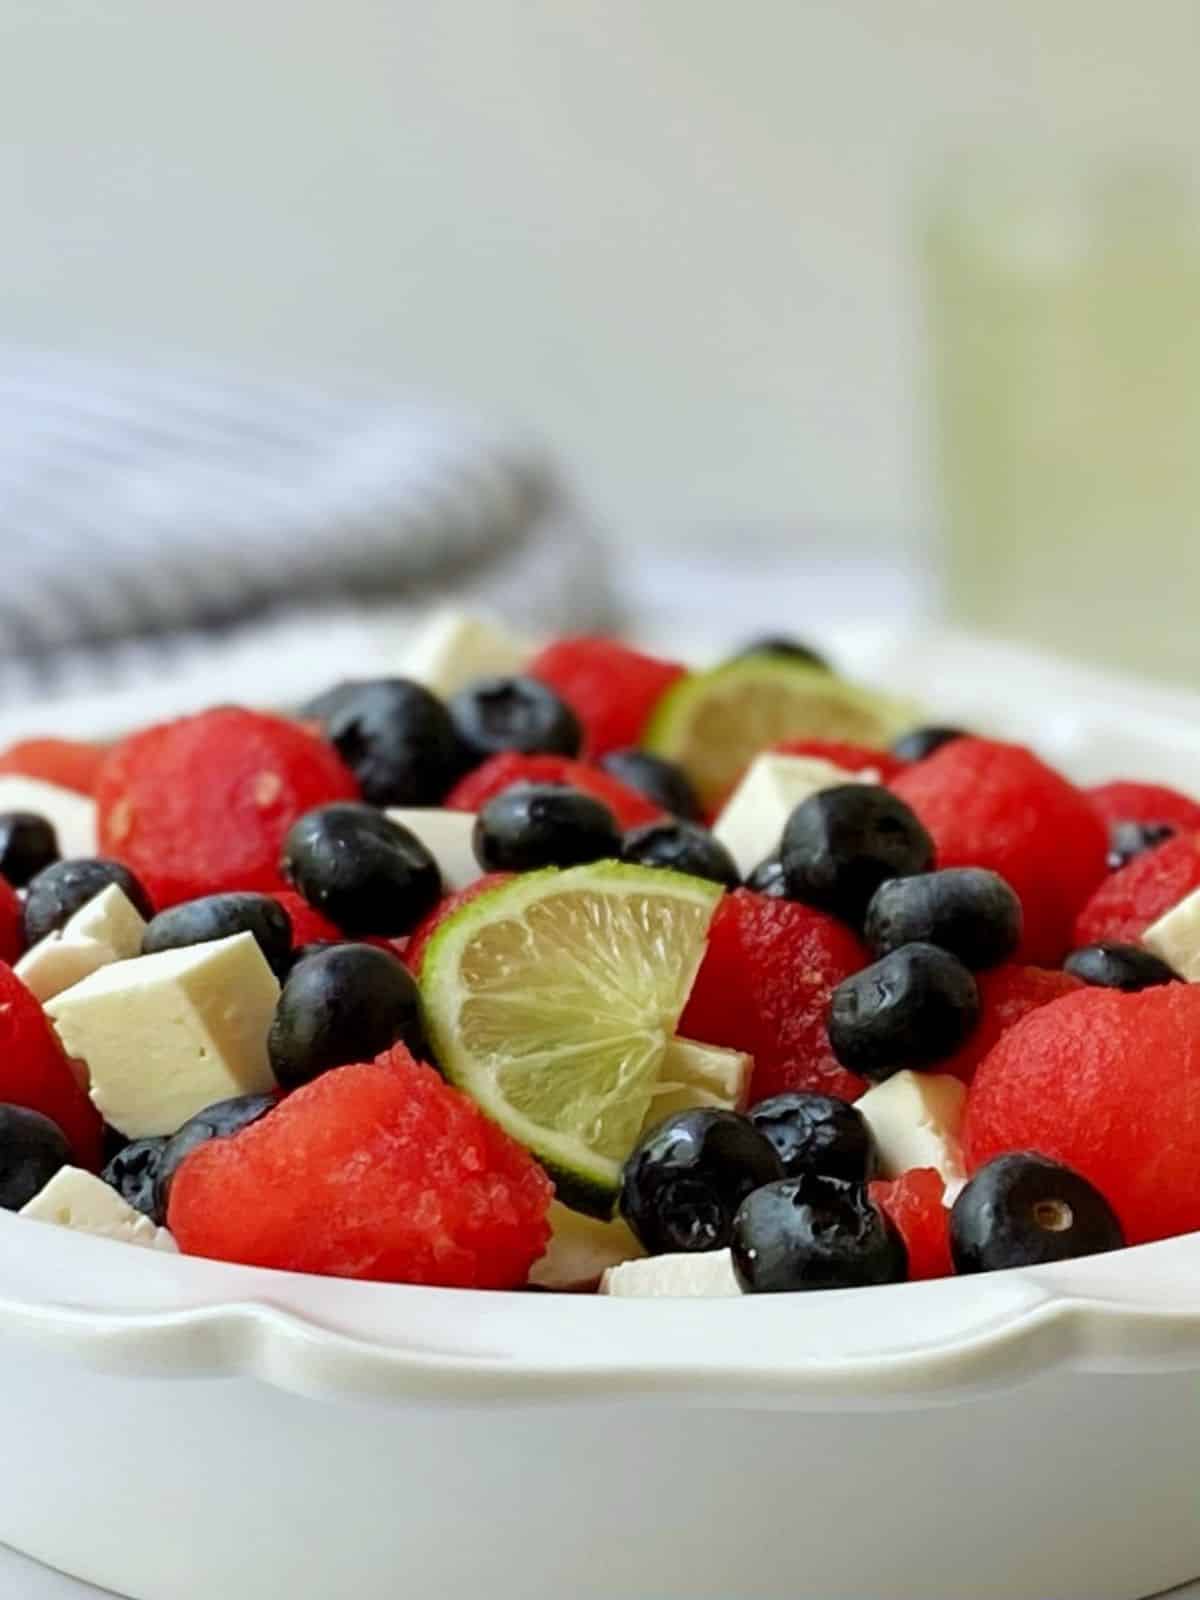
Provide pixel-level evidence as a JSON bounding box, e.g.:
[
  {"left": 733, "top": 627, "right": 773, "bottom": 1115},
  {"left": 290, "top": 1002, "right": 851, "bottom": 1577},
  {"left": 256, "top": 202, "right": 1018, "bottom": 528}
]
[
  {"left": 301, "top": 677, "right": 468, "bottom": 806},
  {"left": 282, "top": 804, "right": 441, "bottom": 936},
  {"left": 597, "top": 749, "right": 700, "bottom": 820},
  {"left": 748, "top": 1092, "right": 877, "bottom": 1182},
  {"left": 473, "top": 784, "right": 620, "bottom": 873},
  {"left": 23, "top": 858, "right": 154, "bottom": 946},
  {"left": 154, "top": 1095, "right": 278, "bottom": 1218},
  {"left": 102, "top": 1136, "right": 167, "bottom": 1219},
  {"left": 828, "top": 942, "right": 980, "bottom": 1081},
  {"left": 1063, "top": 941, "right": 1180, "bottom": 992},
  {"left": 731, "top": 1174, "right": 908, "bottom": 1293},
  {"left": 950, "top": 1151, "right": 1124, "bottom": 1273},
  {"left": 0, "top": 812, "right": 58, "bottom": 888},
  {"left": 449, "top": 676, "right": 582, "bottom": 764},
  {"left": 890, "top": 726, "right": 966, "bottom": 763},
  {"left": 780, "top": 785, "right": 934, "bottom": 926},
  {"left": 142, "top": 892, "right": 294, "bottom": 978},
  {"left": 744, "top": 853, "right": 788, "bottom": 897},
  {"left": 618, "top": 1108, "right": 783, "bottom": 1255},
  {"left": 1107, "top": 820, "right": 1176, "bottom": 872},
  {"left": 864, "top": 868, "right": 1022, "bottom": 970},
  {"left": 0, "top": 1105, "right": 71, "bottom": 1211},
  {"left": 730, "top": 635, "right": 829, "bottom": 671},
  {"left": 620, "top": 820, "right": 739, "bottom": 888},
  {"left": 268, "top": 943, "right": 427, "bottom": 1090}
]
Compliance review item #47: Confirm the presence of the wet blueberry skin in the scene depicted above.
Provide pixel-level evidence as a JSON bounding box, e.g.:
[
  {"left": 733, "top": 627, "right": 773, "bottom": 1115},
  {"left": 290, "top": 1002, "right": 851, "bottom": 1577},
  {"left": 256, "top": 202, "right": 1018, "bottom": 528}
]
[{"left": 619, "top": 1109, "right": 784, "bottom": 1256}]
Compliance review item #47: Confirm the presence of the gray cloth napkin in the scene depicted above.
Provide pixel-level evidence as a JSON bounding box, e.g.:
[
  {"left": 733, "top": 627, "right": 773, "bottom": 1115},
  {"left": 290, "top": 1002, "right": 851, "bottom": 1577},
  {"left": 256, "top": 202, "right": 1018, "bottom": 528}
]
[{"left": 0, "top": 349, "right": 613, "bottom": 703}]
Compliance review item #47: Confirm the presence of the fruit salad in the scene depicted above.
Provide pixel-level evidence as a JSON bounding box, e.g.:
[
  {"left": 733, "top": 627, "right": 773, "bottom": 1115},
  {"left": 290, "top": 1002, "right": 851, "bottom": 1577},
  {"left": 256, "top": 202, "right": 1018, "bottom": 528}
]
[{"left": 0, "top": 612, "right": 1196, "bottom": 1298}]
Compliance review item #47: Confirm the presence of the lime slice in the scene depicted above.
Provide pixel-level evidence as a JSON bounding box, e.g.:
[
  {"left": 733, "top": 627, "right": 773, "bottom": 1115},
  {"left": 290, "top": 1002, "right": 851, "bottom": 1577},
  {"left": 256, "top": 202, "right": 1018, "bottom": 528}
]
[
  {"left": 419, "top": 862, "right": 722, "bottom": 1215},
  {"left": 644, "top": 656, "right": 918, "bottom": 809}
]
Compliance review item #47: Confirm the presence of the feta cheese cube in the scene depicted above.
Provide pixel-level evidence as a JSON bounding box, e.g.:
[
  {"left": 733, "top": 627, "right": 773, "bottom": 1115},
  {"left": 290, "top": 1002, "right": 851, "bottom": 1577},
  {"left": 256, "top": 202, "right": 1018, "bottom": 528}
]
[
  {"left": 384, "top": 808, "right": 480, "bottom": 892},
  {"left": 1142, "top": 886, "right": 1200, "bottom": 980},
  {"left": 855, "top": 1070, "right": 967, "bottom": 1202},
  {"left": 64, "top": 883, "right": 146, "bottom": 959},
  {"left": 0, "top": 776, "right": 97, "bottom": 860},
  {"left": 15, "top": 935, "right": 115, "bottom": 1005},
  {"left": 713, "top": 754, "right": 878, "bottom": 878},
  {"left": 21, "top": 1167, "right": 176, "bottom": 1251},
  {"left": 601, "top": 1249, "right": 742, "bottom": 1298},
  {"left": 646, "top": 1037, "right": 752, "bottom": 1123},
  {"left": 46, "top": 932, "right": 280, "bottom": 1137},
  {"left": 16, "top": 884, "right": 148, "bottom": 1003},
  {"left": 397, "top": 610, "right": 534, "bottom": 699}
]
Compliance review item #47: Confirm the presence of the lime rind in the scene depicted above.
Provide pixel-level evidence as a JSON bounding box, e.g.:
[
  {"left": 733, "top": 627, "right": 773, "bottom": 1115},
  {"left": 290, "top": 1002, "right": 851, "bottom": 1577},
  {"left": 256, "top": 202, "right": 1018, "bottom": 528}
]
[
  {"left": 419, "top": 862, "right": 722, "bottom": 1215},
  {"left": 643, "top": 655, "right": 920, "bottom": 807}
]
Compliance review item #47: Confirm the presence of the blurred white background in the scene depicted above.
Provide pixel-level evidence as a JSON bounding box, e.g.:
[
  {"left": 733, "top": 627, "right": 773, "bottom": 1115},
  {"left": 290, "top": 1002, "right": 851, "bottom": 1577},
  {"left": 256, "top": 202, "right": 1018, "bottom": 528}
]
[{"left": 3, "top": 0, "right": 1197, "bottom": 557}]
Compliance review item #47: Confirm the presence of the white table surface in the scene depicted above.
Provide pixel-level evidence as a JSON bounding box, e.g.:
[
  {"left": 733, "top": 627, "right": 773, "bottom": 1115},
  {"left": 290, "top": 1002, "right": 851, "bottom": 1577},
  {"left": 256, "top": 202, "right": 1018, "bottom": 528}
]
[{"left": 3, "top": 1541, "right": 1195, "bottom": 1600}]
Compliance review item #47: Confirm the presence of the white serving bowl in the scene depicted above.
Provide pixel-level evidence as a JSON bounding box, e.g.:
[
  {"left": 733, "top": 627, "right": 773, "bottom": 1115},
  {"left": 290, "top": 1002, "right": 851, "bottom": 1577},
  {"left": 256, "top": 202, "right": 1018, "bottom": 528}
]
[{"left": 0, "top": 625, "right": 1197, "bottom": 1600}]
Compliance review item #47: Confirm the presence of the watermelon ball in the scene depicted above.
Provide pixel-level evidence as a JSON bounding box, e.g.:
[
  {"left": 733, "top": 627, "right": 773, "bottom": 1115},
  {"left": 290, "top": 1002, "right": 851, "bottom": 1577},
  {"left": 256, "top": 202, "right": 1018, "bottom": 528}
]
[
  {"left": 731, "top": 1173, "right": 908, "bottom": 1293},
  {"left": 446, "top": 752, "right": 661, "bottom": 830},
  {"left": 168, "top": 1045, "right": 554, "bottom": 1288},
  {"left": 0, "top": 812, "right": 59, "bottom": 889},
  {"left": 23, "top": 858, "right": 153, "bottom": 947},
  {"left": 96, "top": 707, "right": 360, "bottom": 909},
  {"left": 864, "top": 868, "right": 1022, "bottom": 971},
  {"left": 269, "top": 944, "right": 427, "bottom": 1089},
  {"left": 300, "top": 677, "right": 468, "bottom": 807},
  {"left": 780, "top": 785, "right": 935, "bottom": 927},
  {"left": 0, "top": 1105, "right": 71, "bottom": 1211},
  {"left": 0, "top": 738, "right": 107, "bottom": 795},
  {"left": 1088, "top": 779, "right": 1200, "bottom": 833},
  {"left": 620, "top": 819, "right": 740, "bottom": 889},
  {"left": 473, "top": 785, "right": 621, "bottom": 873},
  {"left": 282, "top": 805, "right": 441, "bottom": 937},
  {"left": 1089, "top": 783, "right": 1200, "bottom": 873},
  {"left": 939, "top": 963, "right": 1083, "bottom": 1085},
  {"left": 869, "top": 1169, "right": 952, "bottom": 1281},
  {"left": 449, "top": 676, "right": 582, "bottom": 765},
  {"left": 597, "top": 749, "right": 700, "bottom": 821},
  {"left": 950, "top": 1152, "right": 1124, "bottom": 1273},
  {"left": 889, "top": 726, "right": 965, "bottom": 764},
  {"left": 748, "top": 1091, "right": 877, "bottom": 1183},
  {"left": 142, "top": 893, "right": 294, "bottom": 978},
  {"left": 827, "top": 944, "right": 980, "bottom": 1082},
  {"left": 0, "top": 962, "right": 103, "bottom": 1168},
  {"left": 1062, "top": 942, "right": 1180, "bottom": 993},
  {"left": 891, "top": 738, "right": 1108, "bottom": 965},
  {"left": 528, "top": 636, "right": 686, "bottom": 758},
  {"left": 619, "top": 1108, "right": 784, "bottom": 1256},
  {"left": 0, "top": 876, "right": 23, "bottom": 966},
  {"left": 1073, "top": 831, "right": 1200, "bottom": 948},
  {"left": 680, "top": 889, "right": 869, "bottom": 1106},
  {"left": 961, "top": 983, "right": 1200, "bottom": 1245}
]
